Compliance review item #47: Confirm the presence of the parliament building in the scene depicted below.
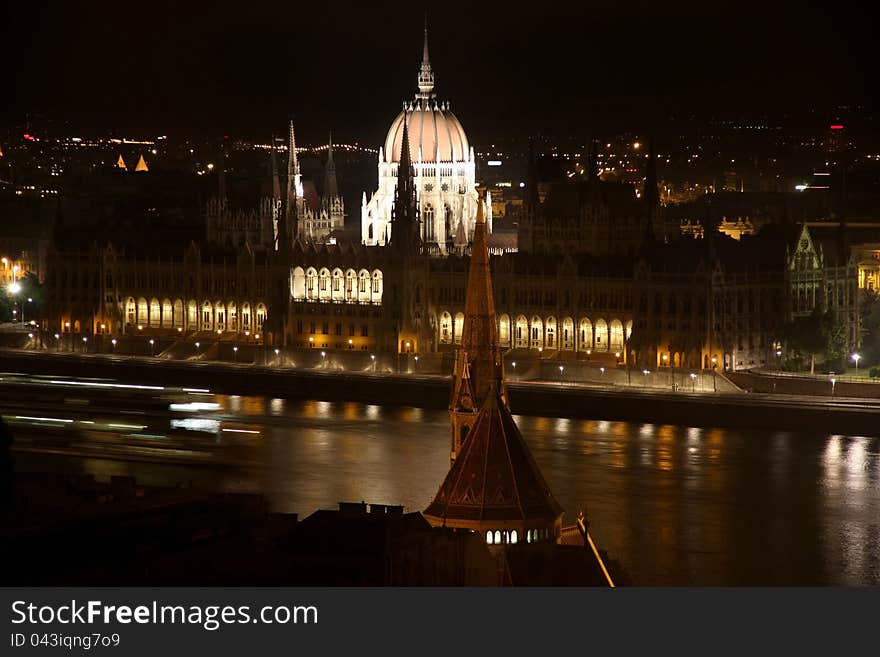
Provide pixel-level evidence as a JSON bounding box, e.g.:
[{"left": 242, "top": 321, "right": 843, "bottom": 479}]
[{"left": 43, "top": 24, "right": 861, "bottom": 372}]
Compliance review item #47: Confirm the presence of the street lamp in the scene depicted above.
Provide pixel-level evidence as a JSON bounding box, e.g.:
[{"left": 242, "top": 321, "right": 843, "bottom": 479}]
[
  {"left": 558, "top": 365, "right": 564, "bottom": 385},
  {"left": 662, "top": 353, "right": 668, "bottom": 366},
  {"left": 82, "top": 336, "right": 88, "bottom": 353},
  {"left": 309, "top": 336, "right": 314, "bottom": 347},
  {"left": 321, "top": 351, "right": 326, "bottom": 368},
  {"left": 615, "top": 351, "right": 621, "bottom": 364},
  {"left": 689, "top": 372, "right": 697, "bottom": 392},
  {"left": 370, "top": 353, "right": 376, "bottom": 372},
  {"left": 851, "top": 353, "right": 861, "bottom": 373},
  {"left": 348, "top": 338, "right": 353, "bottom": 349},
  {"left": 830, "top": 376, "right": 836, "bottom": 397},
  {"left": 233, "top": 345, "right": 238, "bottom": 362},
  {"left": 111, "top": 338, "right": 117, "bottom": 353},
  {"left": 149, "top": 338, "right": 155, "bottom": 356},
  {"left": 642, "top": 369, "right": 650, "bottom": 386},
  {"left": 195, "top": 341, "right": 200, "bottom": 357}
]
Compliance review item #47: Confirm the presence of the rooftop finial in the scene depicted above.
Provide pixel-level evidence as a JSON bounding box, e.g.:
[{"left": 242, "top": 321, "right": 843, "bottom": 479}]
[{"left": 417, "top": 13, "right": 435, "bottom": 98}]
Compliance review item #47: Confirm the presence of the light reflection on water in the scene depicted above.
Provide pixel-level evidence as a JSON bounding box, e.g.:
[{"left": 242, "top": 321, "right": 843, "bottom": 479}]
[{"left": 28, "top": 394, "right": 880, "bottom": 586}]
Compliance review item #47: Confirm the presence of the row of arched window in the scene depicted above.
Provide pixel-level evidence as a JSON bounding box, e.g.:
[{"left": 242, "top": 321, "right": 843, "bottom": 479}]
[
  {"left": 485, "top": 528, "right": 554, "bottom": 545},
  {"left": 290, "top": 267, "right": 383, "bottom": 304},
  {"left": 438, "top": 313, "right": 632, "bottom": 352},
  {"left": 125, "top": 298, "right": 266, "bottom": 332}
]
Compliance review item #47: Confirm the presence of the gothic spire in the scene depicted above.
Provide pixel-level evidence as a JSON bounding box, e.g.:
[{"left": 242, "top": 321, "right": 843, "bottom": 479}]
[
  {"left": 270, "top": 135, "right": 281, "bottom": 200},
  {"left": 285, "top": 120, "right": 300, "bottom": 245},
  {"left": 389, "top": 115, "right": 419, "bottom": 252},
  {"left": 448, "top": 200, "right": 507, "bottom": 462},
  {"left": 324, "top": 131, "right": 339, "bottom": 199},
  {"left": 417, "top": 13, "right": 435, "bottom": 99}
]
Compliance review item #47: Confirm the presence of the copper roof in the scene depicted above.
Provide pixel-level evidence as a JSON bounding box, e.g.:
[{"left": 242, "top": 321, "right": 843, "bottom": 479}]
[{"left": 425, "top": 392, "right": 564, "bottom": 526}]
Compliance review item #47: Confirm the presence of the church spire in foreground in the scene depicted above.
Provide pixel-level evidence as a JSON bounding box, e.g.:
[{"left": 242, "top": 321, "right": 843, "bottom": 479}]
[
  {"left": 425, "top": 204, "right": 565, "bottom": 546},
  {"left": 448, "top": 199, "right": 507, "bottom": 463}
]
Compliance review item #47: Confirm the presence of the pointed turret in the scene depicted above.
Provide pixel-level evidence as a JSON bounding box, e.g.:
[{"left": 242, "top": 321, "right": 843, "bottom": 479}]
[
  {"left": 417, "top": 13, "right": 435, "bottom": 99},
  {"left": 270, "top": 136, "right": 281, "bottom": 200},
  {"left": 116, "top": 154, "right": 127, "bottom": 170},
  {"left": 134, "top": 154, "right": 148, "bottom": 172},
  {"left": 284, "top": 120, "right": 300, "bottom": 246},
  {"left": 389, "top": 116, "right": 420, "bottom": 252},
  {"left": 324, "top": 132, "right": 339, "bottom": 199},
  {"left": 448, "top": 200, "right": 507, "bottom": 463}
]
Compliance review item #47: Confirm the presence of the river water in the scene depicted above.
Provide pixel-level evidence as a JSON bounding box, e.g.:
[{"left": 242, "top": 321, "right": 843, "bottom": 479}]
[{"left": 32, "top": 394, "right": 880, "bottom": 586}]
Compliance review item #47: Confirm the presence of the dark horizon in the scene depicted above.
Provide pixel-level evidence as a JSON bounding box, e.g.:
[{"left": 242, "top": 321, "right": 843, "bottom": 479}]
[{"left": 2, "top": 1, "right": 877, "bottom": 143}]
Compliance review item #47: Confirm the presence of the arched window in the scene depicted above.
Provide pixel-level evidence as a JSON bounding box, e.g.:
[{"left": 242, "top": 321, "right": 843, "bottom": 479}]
[
  {"left": 423, "top": 203, "right": 435, "bottom": 241},
  {"left": 595, "top": 318, "right": 608, "bottom": 352},
  {"left": 371, "top": 270, "right": 383, "bottom": 304},
  {"left": 510, "top": 530, "right": 518, "bottom": 544},
  {"left": 149, "top": 298, "right": 160, "bottom": 326},
  {"left": 306, "top": 268, "right": 318, "bottom": 300},
  {"left": 161, "top": 299, "right": 173, "bottom": 328},
  {"left": 173, "top": 299, "right": 184, "bottom": 328},
  {"left": 358, "top": 270, "right": 371, "bottom": 303},
  {"left": 318, "top": 268, "right": 331, "bottom": 301},
  {"left": 453, "top": 312, "right": 465, "bottom": 344},
  {"left": 562, "top": 317, "right": 574, "bottom": 350},
  {"left": 345, "top": 269, "right": 357, "bottom": 301},
  {"left": 486, "top": 530, "right": 493, "bottom": 545},
  {"left": 494, "top": 530, "right": 501, "bottom": 545},
  {"left": 331, "top": 269, "right": 344, "bottom": 301},
  {"left": 514, "top": 315, "right": 528, "bottom": 349},
  {"left": 545, "top": 316, "right": 557, "bottom": 349},
  {"left": 440, "top": 312, "right": 452, "bottom": 344},
  {"left": 291, "top": 267, "right": 306, "bottom": 300},
  {"left": 498, "top": 314, "right": 510, "bottom": 347},
  {"left": 530, "top": 315, "right": 543, "bottom": 349}
]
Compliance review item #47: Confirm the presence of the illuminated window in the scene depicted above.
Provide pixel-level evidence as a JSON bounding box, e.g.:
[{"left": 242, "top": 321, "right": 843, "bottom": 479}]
[
  {"left": 494, "top": 530, "right": 501, "bottom": 544},
  {"left": 486, "top": 531, "right": 493, "bottom": 545},
  {"left": 510, "top": 530, "right": 518, "bottom": 544}
]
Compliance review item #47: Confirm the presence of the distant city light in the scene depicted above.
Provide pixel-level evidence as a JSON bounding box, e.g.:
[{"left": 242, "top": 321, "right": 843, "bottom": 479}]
[
  {"left": 487, "top": 160, "right": 502, "bottom": 166},
  {"left": 829, "top": 125, "right": 844, "bottom": 130}
]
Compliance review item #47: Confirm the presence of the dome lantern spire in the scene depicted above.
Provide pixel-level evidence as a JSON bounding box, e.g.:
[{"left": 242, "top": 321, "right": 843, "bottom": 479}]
[{"left": 417, "top": 13, "right": 435, "bottom": 99}]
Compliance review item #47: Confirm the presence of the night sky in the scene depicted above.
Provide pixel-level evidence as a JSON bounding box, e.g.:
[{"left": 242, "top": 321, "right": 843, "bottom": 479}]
[{"left": 3, "top": 1, "right": 875, "bottom": 142}]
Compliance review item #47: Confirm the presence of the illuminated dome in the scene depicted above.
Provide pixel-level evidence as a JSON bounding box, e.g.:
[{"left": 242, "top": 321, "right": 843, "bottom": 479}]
[{"left": 384, "top": 100, "right": 470, "bottom": 164}]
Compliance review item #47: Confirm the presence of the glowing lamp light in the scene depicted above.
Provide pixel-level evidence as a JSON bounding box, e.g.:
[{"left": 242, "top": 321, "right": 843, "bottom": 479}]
[
  {"left": 274, "top": 348, "right": 280, "bottom": 355},
  {"left": 8, "top": 282, "right": 21, "bottom": 294},
  {"left": 795, "top": 184, "right": 808, "bottom": 191}
]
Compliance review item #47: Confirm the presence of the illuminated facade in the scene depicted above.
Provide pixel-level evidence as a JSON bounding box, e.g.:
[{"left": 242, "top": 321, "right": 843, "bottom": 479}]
[{"left": 361, "top": 24, "right": 486, "bottom": 253}]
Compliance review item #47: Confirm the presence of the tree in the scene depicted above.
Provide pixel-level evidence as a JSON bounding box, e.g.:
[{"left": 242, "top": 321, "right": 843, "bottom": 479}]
[{"left": 781, "top": 308, "right": 827, "bottom": 375}]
